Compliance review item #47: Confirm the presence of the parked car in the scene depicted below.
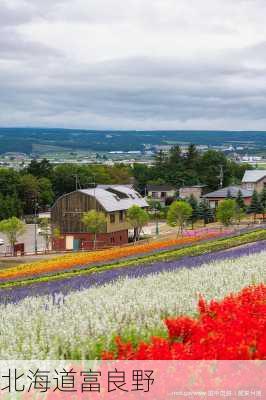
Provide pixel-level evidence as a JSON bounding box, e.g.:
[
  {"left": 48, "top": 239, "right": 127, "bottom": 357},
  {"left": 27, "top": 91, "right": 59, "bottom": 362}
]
[{"left": 0, "top": 238, "right": 4, "bottom": 246}]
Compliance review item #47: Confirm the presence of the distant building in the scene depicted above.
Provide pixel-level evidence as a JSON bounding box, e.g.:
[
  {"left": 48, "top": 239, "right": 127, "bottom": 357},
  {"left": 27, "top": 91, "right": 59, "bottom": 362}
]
[
  {"left": 242, "top": 170, "right": 266, "bottom": 193},
  {"left": 146, "top": 184, "right": 176, "bottom": 205},
  {"left": 179, "top": 185, "right": 206, "bottom": 201},
  {"left": 51, "top": 185, "right": 148, "bottom": 251},
  {"left": 203, "top": 186, "right": 253, "bottom": 209}
]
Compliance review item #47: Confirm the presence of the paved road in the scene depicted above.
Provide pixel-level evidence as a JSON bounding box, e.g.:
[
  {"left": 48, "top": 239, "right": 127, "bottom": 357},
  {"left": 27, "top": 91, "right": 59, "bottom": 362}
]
[{"left": 0, "top": 224, "right": 46, "bottom": 254}]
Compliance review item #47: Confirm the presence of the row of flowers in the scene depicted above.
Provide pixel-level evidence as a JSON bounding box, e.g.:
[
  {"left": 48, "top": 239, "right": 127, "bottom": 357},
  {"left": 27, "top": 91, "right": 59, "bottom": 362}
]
[
  {"left": 1, "top": 238, "right": 265, "bottom": 305},
  {"left": 0, "top": 249, "right": 264, "bottom": 359},
  {"left": 0, "top": 230, "right": 227, "bottom": 282},
  {"left": 103, "top": 284, "right": 266, "bottom": 360}
]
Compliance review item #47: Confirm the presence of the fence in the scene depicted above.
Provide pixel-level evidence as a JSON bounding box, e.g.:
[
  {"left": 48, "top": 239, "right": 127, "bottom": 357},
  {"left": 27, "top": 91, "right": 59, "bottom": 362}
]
[{"left": 0, "top": 223, "right": 266, "bottom": 259}]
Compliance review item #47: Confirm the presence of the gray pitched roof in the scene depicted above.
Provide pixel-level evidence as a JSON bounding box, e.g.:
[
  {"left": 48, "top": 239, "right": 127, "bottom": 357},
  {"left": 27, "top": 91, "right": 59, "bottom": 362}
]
[
  {"left": 147, "top": 184, "right": 175, "bottom": 192},
  {"left": 242, "top": 170, "right": 266, "bottom": 183},
  {"left": 203, "top": 186, "right": 253, "bottom": 199},
  {"left": 79, "top": 185, "right": 148, "bottom": 212}
]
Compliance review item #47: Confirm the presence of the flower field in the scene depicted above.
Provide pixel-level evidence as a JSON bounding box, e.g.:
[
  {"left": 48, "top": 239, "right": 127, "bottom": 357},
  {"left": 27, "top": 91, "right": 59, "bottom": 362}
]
[
  {"left": 103, "top": 284, "right": 266, "bottom": 360},
  {"left": 0, "top": 230, "right": 266, "bottom": 286},
  {"left": 1, "top": 238, "right": 265, "bottom": 304},
  {"left": 0, "top": 247, "right": 265, "bottom": 359},
  {"left": 0, "top": 230, "right": 226, "bottom": 282},
  {"left": 1, "top": 231, "right": 222, "bottom": 281}
]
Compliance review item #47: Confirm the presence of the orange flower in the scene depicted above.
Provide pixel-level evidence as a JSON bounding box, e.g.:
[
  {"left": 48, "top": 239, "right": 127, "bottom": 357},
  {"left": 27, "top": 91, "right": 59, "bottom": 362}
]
[{"left": 0, "top": 232, "right": 220, "bottom": 282}]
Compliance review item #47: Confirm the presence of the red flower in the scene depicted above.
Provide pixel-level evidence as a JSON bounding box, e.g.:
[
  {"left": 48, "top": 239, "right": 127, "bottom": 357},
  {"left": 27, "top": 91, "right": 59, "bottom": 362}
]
[{"left": 102, "top": 284, "right": 266, "bottom": 360}]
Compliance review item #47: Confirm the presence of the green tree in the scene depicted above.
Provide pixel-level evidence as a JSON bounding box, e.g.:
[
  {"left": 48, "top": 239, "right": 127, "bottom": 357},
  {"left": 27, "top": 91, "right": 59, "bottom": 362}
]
[
  {"left": 198, "top": 150, "right": 230, "bottom": 190},
  {"left": 184, "top": 144, "right": 200, "bottom": 185},
  {"left": 167, "top": 146, "right": 185, "bottom": 186},
  {"left": 185, "top": 144, "right": 200, "bottom": 168},
  {"left": 167, "top": 200, "right": 192, "bottom": 236},
  {"left": 132, "top": 163, "right": 154, "bottom": 193},
  {"left": 18, "top": 174, "right": 39, "bottom": 215},
  {"left": 127, "top": 205, "right": 149, "bottom": 242},
  {"left": 0, "top": 217, "right": 26, "bottom": 254},
  {"left": 198, "top": 200, "right": 214, "bottom": 226},
  {"left": 38, "top": 177, "right": 54, "bottom": 209},
  {"left": 147, "top": 198, "right": 163, "bottom": 214},
  {"left": 188, "top": 194, "right": 200, "bottom": 229},
  {"left": 235, "top": 205, "right": 246, "bottom": 226},
  {"left": 0, "top": 193, "right": 22, "bottom": 220},
  {"left": 108, "top": 164, "right": 132, "bottom": 184},
  {"left": 0, "top": 168, "right": 20, "bottom": 196},
  {"left": 26, "top": 159, "right": 53, "bottom": 179},
  {"left": 82, "top": 210, "right": 107, "bottom": 249},
  {"left": 52, "top": 226, "right": 61, "bottom": 240},
  {"left": 228, "top": 161, "right": 253, "bottom": 183},
  {"left": 226, "top": 189, "right": 233, "bottom": 199},
  {"left": 236, "top": 189, "right": 246, "bottom": 211},
  {"left": 153, "top": 150, "right": 169, "bottom": 181},
  {"left": 260, "top": 187, "right": 266, "bottom": 221},
  {"left": 216, "top": 199, "right": 237, "bottom": 227},
  {"left": 38, "top": 218, "right": 51, "bottom": 251},
  {"left": 247, "top": 190, "right": 263, "bottom": 223}
]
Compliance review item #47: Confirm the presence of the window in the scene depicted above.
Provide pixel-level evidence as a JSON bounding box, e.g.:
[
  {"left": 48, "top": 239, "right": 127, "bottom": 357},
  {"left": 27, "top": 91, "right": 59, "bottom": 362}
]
[
  {"left": 119, "top": 210, "right": 124, "bottom": 222},
  {"left": 110, "top": 213, "right": 115, "bottom": 223},
  {"left": 247, "top": 183, "right": 254, "bottom": 190}
]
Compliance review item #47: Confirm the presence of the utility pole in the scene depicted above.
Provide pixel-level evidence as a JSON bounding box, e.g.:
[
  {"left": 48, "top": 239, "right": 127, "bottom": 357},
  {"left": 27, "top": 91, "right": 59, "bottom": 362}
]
[
  {"left": 155, "top": 210, "right": 159, "bottom": 236},
  {"left": 75, "top": 174, "right": 79, "bottom": 191},
  {"left": 218, "top": 165, "right": 224, "bottom": 188},
  {"left": 34, "top": 200, "right": 39, "bottom": 254}
]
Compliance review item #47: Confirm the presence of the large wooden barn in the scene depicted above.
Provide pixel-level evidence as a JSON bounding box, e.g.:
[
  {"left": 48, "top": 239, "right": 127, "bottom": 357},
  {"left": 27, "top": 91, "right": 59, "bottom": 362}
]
[{"left": 51, "top": 185, "right": 148, "bottom": 250}]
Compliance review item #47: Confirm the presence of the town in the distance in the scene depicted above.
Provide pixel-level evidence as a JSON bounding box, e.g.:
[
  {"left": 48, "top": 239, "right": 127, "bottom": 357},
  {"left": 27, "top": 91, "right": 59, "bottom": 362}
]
[{"left": 0, "top": 129, "right": 265, "bottom": 257}]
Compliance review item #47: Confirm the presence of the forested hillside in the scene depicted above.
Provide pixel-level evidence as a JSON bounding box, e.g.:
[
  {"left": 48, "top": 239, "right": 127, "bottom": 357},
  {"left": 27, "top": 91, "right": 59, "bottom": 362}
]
[{"left": 0, "top": 128, "right": 265, "bottom": 154}]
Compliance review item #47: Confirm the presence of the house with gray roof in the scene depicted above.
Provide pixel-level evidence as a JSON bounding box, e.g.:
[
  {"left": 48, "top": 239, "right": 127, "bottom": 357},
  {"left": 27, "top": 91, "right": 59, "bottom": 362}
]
[
  {"left": 242, "top": 170, "right": 266, "bottom": 193},
  {"left": 203, "top": 186, "right": 253, "bottom": 209},
  {"left": 51, "top": 185, "right": 148, "bottom": 251},
  {"left": 146, "top": 184, "right": 176, "bottom": 205}
]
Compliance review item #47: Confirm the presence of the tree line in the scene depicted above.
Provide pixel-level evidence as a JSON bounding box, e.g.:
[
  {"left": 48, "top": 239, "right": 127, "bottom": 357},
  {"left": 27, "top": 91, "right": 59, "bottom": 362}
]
[
  {"left": 133, "top": 144, "right": 252, "bottom": 192},
  {"left": 0, "top": 145, "right": 252, "bottom": 220},
  {"left": 0, "top": 160, "right": 132, "bottom": 219}
]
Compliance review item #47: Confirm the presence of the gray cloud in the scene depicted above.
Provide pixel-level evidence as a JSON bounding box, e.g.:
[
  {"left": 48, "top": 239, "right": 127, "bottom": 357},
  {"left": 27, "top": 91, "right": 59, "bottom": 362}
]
[{"left": 1, "top": 0, "right": 266, "bottom": 129}]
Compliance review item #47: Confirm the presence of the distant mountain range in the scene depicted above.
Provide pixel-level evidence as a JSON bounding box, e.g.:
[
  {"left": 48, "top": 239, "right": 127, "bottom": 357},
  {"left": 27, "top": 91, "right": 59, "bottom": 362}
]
[{"left": 0, "top": 127, "right": 265, "bottom": 154}]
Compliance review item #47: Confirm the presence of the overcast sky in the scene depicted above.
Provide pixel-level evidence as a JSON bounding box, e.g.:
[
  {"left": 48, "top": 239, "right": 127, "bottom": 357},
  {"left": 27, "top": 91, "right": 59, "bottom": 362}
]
[{"left": 1, "top": 0, "right": 266, "bottom": 130}]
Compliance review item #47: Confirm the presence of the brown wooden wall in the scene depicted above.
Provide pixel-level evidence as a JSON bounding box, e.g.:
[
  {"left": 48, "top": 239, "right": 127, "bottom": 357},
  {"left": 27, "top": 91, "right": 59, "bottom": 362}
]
[
  {"left": 51, "top": 191, "right": 105, "bottom": 234},
  {"left": 51, "top": 191, "right": 131, "bottom": 234}
]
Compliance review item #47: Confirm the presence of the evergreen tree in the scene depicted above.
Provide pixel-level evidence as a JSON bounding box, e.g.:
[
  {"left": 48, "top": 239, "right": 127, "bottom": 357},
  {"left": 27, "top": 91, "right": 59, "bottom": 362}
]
[
  {"left": 236, "top": 189, "right": 246, "bottom": 211},
  {"left": 226, "top": 189, "right": 233, "bottom": 199},
  {"left": 198, "top": 199, "right": 214, "bottom": 226},
  {"left": 260, "top": 187, "right": 266, "bottom": 221},
  {"left": 247, "top": 190, "right": 263, "bottom": 223},
  {"left": 185, "top": 144, "right": 200, "bottom": 169},
  {"left": 167, "top": 145, "right": 185, "bottom": 186},
  {"left": 26, "top": 159, "right": 53, "bottom": 179},
  {"left": 184, "top": 144, "right": 200, "bottom": 185}
]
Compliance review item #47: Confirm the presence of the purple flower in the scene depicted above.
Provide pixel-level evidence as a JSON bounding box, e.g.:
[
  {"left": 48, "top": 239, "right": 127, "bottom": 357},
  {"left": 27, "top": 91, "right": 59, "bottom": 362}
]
[{"left": 0, "top": 240, "right": 265, "bottom": 305}]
